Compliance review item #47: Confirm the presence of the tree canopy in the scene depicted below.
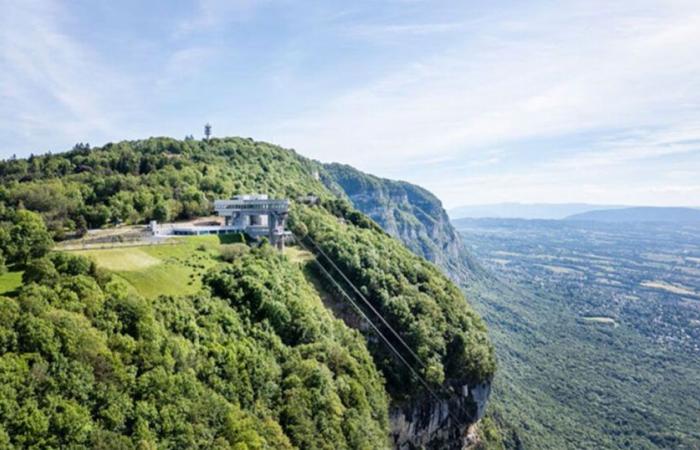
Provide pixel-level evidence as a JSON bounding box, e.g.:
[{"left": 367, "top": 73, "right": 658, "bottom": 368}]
[{"left": 0, "top": 247, "right": 389, "bottom": 449}]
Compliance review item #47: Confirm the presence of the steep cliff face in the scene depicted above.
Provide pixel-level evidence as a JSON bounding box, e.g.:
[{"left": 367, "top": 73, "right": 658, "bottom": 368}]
[
  {"left": 322, "top": 163, "right": 484, "bottom": 284},
  {"left": 390, "top": 382, "right": 491, "bottom": 450},
  {"left": 323, "top": 163, "right": 492, "bottom": 449}
]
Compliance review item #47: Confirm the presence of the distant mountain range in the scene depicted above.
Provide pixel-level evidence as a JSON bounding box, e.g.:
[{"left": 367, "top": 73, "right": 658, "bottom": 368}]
[
  {"left": 566, "top": 206, "right": 700, "bottom": 223},
  {"left": 449, "top": 203, "right": 700, "bottom": 223},
  {"left": 448, "top": 202, "right": 625, "bottom": 220}
]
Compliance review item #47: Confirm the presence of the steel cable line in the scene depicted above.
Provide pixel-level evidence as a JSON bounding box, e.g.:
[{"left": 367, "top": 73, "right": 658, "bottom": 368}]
[
  {"left": 302, "top": 234, "right": 427, "bottom": 369},
  {"left": 293, "top": 230, "right": 483, "bottom": 429},
  {"left": 294, "top": 236, "right": 446, "bottom": 403}
]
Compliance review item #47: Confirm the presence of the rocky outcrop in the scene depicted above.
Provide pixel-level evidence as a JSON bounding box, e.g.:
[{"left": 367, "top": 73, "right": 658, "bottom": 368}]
[
  {"left": 391, "top": 382, "right": 491, "bottom": 450},
  {"left": 322, "top": 163, "right": 485, "bottom": 284}
]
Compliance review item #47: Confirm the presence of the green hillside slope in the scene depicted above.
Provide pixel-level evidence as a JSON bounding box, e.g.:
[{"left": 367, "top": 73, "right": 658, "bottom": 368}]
[
  {"left": 0, "top": 137, "right": 494, "bottom": 449},
  {"left": 0, "top": 247, "right": 389, "bottom": 449}
]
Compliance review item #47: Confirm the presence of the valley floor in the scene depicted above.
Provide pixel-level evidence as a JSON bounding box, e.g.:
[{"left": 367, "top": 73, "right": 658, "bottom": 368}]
[{"left": 457, "top": 219, "right": 700, "bottom": 449}]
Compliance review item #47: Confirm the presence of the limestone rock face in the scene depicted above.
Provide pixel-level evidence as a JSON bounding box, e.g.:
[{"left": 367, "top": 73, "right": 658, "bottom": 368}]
[
  {"left": 322, "top": 163, "right": 484, "bottom": 284},
  {"left": 390, "top": 382, "right": 491, "bottom": 450}
]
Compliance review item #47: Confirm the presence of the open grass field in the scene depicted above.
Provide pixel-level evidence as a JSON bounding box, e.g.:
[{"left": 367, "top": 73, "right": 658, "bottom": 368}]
[
  {"left": 581, "top": 316, "right": 618, "bottom": 326},
  {"left": 641, "top": 280, "right": 699, "bottom": 297},
  {"left": 68, "top": 235, "right": 310, "bottom": 299},
  {"left": 73, "top": 236, "right": 225, "bottom": 298},
  {"left": 76, "top": 248, "right": 161, "bottom": 271}
]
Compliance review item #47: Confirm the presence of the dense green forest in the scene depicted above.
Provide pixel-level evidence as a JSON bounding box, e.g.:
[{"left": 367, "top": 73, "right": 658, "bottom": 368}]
[
  {"left": 0, "top": 139, "right": 325, "bottom": 237},
  {"left": 0, "top": 137, "right": 495, "bottom": 448},
  {"left": 0, "top": 246, "right": 389, "bottom": 448},
  {"left": 294, "top": 204, "right": 494, "bottom": 397}
]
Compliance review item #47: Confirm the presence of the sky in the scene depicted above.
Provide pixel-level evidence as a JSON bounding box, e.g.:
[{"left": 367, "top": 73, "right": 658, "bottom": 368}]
[{"left": 2, "top": 0, "right": 700, "bottom": 208}]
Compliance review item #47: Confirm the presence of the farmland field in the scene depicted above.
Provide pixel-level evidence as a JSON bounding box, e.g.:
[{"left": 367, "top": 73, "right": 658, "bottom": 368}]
[{"left": 456, "top": 218, "right": 700, "bottom": 353}]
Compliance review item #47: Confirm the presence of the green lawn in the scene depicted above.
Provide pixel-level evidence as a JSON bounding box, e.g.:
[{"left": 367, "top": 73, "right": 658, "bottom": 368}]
[
  {"left": 0, "top": 270, "right": 23, "bottom": 296},
  {"left": 73, "top": 236, "right": 224, "bottom": 298},
  {"left": 68, "top": 237, "right": 312, "bottom": 299}
]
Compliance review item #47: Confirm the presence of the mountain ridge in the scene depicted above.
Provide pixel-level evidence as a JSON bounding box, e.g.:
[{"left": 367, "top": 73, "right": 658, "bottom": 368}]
[
  {"left": 322, "top": 163, "right": 485, "bottom": 284},
  {"left": 565, "top": 206, "right": 700, "bottom": 223},
  {"left": 449, "top": 202, "right": 626, "bottom": 220}
]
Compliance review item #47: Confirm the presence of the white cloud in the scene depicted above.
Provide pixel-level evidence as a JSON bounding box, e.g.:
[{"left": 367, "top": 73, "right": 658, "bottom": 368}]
[
  {"left": 545, "top": 124, "right": 700, "bottom": 172},
  {"left": 0, "top": 0, "right": 137, "bottom": 149},
  {"left": 155, "top": 46, "right": 218, "bottom": 93},
  {"left": 178, "top": 0, "right": 271, "bottom": 34},
  {"left": 2, "top": 0, "right": 699, "bottom": 207},
  {"left": 344, "top": 21, "right": 468, "bottom": 39},
  {"left": 269, "top": 0, "right": 700, "bottom": 177}
]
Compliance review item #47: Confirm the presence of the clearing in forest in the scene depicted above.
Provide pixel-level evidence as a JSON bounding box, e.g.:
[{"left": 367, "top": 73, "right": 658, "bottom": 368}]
[{"left": 73, "top": 236, "right": 224, "bottom": 298}]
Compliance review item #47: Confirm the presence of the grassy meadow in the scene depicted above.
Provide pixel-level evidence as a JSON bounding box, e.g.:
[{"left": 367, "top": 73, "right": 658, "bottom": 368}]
[
  {"left": 68, "top": 236, "right": 316, "bottom": 299},
  {"left": 73, "top": 236, "right": 226, "bottom": 298}
]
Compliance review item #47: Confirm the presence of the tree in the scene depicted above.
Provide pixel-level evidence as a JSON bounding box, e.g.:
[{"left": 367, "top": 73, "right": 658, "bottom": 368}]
[
  {"left": 152, "top": 201, "right": 170, "bottom": 222},
  {"left": 4, "top": 210, "right": 53, "bottom": 266},
  {"left": 0, "top": 250, "right": 6, "bottom": 275},
  {"left": 75, "top": 216, "right": 88, "bottom": 237},
  {"left": 22, "top": 258, "right": 59, "bottom": 286}
]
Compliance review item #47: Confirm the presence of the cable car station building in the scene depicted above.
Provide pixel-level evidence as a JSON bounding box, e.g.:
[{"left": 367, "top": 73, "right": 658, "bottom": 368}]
[
  {"left": 214, "top": 195, "right": 290, "bottom": 249},
  {"left": 152, "top": 194, "right": 291, "bottom": 250}
]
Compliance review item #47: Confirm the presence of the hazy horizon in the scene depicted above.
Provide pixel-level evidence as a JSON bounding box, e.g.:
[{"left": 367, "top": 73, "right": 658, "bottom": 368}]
[
  {"left": 3, "top": 0, "right": 700, "bottom": 208},
  {"left": 448, "top": 202, "right": 700, "bottom": 221},
  {"left": 449, "top": 201, "right": 700, "bottom": 209}
]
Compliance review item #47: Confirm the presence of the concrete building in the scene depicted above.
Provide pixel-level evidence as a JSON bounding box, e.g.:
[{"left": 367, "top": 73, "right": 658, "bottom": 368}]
[
  {"left": 214, "top": 194, "right": 290, "bottom": 249},
  {"left": 152, "top": 194, "right": 291, "bottom": 250}
]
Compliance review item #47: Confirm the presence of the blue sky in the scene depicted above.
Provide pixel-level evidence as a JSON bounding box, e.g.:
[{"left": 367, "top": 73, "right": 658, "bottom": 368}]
[{"left": 2, "top": 0, "right": 700, "bottom": 208}]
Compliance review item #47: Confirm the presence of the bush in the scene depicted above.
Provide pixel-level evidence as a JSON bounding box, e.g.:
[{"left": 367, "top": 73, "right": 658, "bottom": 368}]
[{"left": 219, "top": 243, "right": 250, "bottom": 262}]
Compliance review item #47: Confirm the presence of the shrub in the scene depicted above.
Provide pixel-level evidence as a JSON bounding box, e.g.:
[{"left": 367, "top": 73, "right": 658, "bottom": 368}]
[{"left": 219, "top": 243, "right": 250, "bottom": 262}]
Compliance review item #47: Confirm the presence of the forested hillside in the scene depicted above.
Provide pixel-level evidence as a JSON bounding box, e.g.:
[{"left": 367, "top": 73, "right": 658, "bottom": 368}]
[
  {"left": 0, "top": 137, "right": 495, "bottom": 449},
  {"left": 0, "top": 246, "right": 389, "bottom": 448},
  {"left": 0, "top": 139, "right": 324, "bottom": 237}
]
